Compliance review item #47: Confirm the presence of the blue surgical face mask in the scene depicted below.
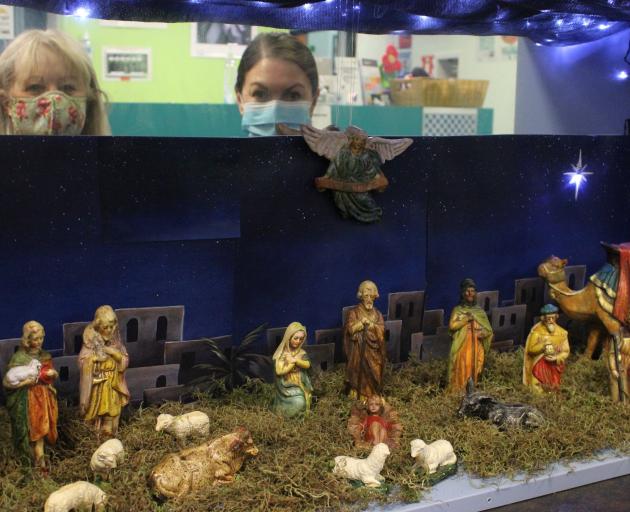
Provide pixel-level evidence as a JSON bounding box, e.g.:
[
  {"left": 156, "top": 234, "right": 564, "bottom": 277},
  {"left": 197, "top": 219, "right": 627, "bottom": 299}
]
[{"left": 241, "top": 100, "right": 311, "bottom": 137}]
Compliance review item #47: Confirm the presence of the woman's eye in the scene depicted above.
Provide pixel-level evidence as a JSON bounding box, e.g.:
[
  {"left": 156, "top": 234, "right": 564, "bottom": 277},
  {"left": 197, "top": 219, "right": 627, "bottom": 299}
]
[
  {"left": 61, "top": 84, "right": 77, "bottom": 94},
  {"left": 25, "top": 84, "right": 44, "bottom": 93},
  {"left": 251, "top": 89, "right": 267, "bottom": 100},
  {"left": 285, "top": 91, "right": 302, "bottom": 101}
]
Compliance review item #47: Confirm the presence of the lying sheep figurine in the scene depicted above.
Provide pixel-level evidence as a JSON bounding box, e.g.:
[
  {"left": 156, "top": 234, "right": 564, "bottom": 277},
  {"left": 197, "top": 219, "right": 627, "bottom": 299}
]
[
  {"left": 333, "top": 442, "right": 390, "bottom": 487},
  {"left": 410, "top": 439, "right": 457, "bottom": 474},
  {"left": 155, "top": 411, "right": 210, "bottom": 443},
  {"left": 90, "top": 438, "right": 125, "bottom": 480},
  {"left": 44, "top": 481, "right": 107, "bottom": 512},
  {"left": 4, "top": 358, "right": 42, "bottom": 387}
]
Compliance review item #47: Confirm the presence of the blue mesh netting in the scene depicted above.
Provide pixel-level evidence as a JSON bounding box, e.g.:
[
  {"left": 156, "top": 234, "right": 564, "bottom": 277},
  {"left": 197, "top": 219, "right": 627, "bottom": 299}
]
[{"left": 3, "top": 1, "right": 630, "bottom": 45}]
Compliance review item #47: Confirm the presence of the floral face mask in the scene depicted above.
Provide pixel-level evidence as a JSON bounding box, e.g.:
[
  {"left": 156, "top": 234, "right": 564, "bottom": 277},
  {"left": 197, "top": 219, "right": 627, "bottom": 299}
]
[{"left": 6, "top": 91, "right": 87, "bottom": 135}]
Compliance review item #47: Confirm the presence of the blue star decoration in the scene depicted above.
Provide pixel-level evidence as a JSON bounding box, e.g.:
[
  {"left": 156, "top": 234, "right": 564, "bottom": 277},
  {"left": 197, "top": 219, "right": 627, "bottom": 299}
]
[{"left": 564, "top": 149, "right": 593, "bottom": 200}]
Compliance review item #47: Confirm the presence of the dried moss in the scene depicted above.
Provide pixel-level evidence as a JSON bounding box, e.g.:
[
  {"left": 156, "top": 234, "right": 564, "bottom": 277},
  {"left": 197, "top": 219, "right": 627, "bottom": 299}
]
[{"left": 1, "top": 351, "right": 628, "bottom": 511}]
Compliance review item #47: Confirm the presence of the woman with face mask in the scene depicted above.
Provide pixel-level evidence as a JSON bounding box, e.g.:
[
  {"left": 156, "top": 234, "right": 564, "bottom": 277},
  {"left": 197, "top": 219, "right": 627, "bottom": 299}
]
[
  {"left": 235, "top": 32, "right": 319, "bottom": 136},
  {"left": 0, "top": 29, "right": 110, "bottom": 136}
]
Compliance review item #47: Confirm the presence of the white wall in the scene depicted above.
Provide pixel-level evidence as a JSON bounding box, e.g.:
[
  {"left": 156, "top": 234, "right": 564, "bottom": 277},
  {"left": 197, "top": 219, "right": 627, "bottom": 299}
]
[
  {"left": 410, "top": 35, "right": 518, "bottom": 134},
  {"left": 514, "top": 28, "right": 630, "bottom": 135}
]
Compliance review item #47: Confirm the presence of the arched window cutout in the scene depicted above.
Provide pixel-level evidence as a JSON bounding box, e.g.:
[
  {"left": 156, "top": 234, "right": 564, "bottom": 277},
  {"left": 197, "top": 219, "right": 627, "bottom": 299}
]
[
  {"left": 127, "top": 318, "right": 139, "bottom": 342},
  {"left": 181, "top": 351, "right": 196, "bottom": 368},
  {"left": 484, "top": 297, "right": 490, "bottom": 311},
  {"left": 499, "top": 315, "right": 505, "bottom": 327},
  {"left": 156, "top": 375, "right": 166, "bottom": 388},
  {"left": 510, "top": 313, "right": 517, "bottom": 325},
  {"left": 569, "top": 274, "right": 576, "bottom": 288},
  {"left": 385, "top": 329, "right": 391, "bottom": 341},
  {"left": 74, "top": 335, "right": 83, "bottom": 354},
  {"left": 395, "top": 303, "right": 402, "bottom": 319},
  {"left": 408, "top": 302, "right": 415, "bottom": 317},
  {"left": 59, "top": 366, "right": 69, "bottom": 382},
  {"left": 156, "top": 316, "right": 168, "bottom": 341},
  {"left": 520, "top": 289, "right": 527, "bottom": 303}
]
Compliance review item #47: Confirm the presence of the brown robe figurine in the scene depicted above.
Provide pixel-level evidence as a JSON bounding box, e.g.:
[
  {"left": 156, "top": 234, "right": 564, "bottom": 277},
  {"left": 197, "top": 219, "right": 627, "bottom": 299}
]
[
  {"left": 79, "top": 305, "right": 130, "bottom": 438},
  {"left": 348, "top": 394, "right": 401, "bottom": 450},
  {"left": 344, "top": 280, "right": 386, "bottom": 401}
]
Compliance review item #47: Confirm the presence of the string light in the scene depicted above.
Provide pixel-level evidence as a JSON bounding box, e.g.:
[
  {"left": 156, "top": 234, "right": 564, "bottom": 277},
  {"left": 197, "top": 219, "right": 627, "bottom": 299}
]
[{"left": 73, "top": 7, "right": 91, "bottom": 18}]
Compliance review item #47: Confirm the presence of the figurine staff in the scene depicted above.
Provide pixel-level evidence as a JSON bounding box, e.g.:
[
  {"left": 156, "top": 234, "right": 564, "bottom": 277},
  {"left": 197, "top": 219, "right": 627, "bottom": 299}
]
[
  {"left": 356, "top": 323, "right": 369, "bottom": 401},
  {"left": 470, "top": 316, "right": 478, "bottom": 384},
  {"left": 612, "top": 333, "right": 625, "bottom": 403}
]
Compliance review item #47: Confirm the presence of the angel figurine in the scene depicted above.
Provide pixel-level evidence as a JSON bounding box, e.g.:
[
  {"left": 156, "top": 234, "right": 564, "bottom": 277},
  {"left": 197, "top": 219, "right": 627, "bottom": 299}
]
[{"left": 302, "top": 124, "right": 413, "bottom": 223}]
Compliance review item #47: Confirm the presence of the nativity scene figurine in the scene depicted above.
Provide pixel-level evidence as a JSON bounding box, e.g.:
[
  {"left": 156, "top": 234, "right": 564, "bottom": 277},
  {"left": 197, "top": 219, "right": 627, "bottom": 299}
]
[
  {"left": 271, "top": 321, "right": 313, "bottom": 418},
  {"left": 538, "top": 242, "right": 630, "bottom": 402},
  {"left": 344, "top": 280, "right": 387, "bottom": 401},
  {"left": 301, "top": 124, "right": 412, "bottom": 223},
  {"left": 79, "top": 305, "right": 130, "bottom": 438},
  {"left": 523, "top": 304, "right": 570, "bottom": 394},
  {"left": 447, "top": 279, "right": 494, "bottom": 393},
  {"left": 348, "top": 394, "right": 402, "bottom": 451},
  {"left": 2, "top": 321, "right": 58, "bottom": 470}
]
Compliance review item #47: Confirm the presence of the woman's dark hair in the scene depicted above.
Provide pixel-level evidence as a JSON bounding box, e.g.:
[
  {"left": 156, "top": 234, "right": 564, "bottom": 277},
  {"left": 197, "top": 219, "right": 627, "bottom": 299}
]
[{"left": 235, "top": 32, "right": 318, "bottom": 95}]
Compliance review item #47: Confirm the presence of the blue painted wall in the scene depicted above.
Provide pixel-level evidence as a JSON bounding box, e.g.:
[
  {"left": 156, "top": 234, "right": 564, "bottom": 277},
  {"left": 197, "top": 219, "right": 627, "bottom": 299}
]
[{"left": 1, "top": 135, "right": 628, "bottom": 349}]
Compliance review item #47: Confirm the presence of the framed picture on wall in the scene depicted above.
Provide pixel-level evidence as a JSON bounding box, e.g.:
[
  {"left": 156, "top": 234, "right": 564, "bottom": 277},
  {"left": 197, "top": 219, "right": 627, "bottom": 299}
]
[
  {"left": 191, "top": 23, "right": 256, "bottom": 58},
  {"left": 103, "top": 48, "right": 152, "bottom": 81},
  {"left": 0, "top": 5, "right": 14, "bottom": 40}
]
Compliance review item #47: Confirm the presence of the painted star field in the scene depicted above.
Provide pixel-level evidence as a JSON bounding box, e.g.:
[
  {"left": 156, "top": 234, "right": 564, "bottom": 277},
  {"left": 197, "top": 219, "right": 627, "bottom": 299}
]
[{"left": 1, "top": 134, "right": 629, "bottom": 348}]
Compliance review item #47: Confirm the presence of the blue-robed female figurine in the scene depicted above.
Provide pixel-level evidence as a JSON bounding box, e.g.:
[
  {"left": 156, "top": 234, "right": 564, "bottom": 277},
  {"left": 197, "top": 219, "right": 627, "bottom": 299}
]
[{"left": 271, "top": 322, "right": 313, "bottom": 418}]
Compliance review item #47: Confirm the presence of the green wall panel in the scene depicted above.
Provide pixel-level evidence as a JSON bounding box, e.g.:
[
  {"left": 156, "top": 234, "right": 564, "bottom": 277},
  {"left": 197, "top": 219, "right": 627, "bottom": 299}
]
[{"left": 109, "top": 103, "right": 243, "bottom": 136}]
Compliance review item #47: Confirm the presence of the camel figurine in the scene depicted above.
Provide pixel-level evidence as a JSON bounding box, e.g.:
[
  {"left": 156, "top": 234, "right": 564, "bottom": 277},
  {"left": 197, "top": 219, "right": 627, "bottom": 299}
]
[{"left": 538, "top": 242, "right": 630, "bottom": 402}]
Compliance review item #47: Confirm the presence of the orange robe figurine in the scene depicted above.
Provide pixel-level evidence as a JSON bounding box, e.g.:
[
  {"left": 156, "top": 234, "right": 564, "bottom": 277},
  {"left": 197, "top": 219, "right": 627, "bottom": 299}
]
[
  {"left": 447, "top": 279, "right": 494, "bottom": 393},
  {"left": 2, "top": 321, "right": 58, "bottom": 469}
]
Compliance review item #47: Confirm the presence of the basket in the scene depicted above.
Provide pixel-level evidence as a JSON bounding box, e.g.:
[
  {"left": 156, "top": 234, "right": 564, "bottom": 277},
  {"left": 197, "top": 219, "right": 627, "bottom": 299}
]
[{"left": 390, "top": 78, "right": 489, "bottom": 108}]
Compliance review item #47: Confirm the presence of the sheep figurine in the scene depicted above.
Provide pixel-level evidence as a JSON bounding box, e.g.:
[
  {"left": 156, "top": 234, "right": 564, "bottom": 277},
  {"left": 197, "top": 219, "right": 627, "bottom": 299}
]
[
  {"left": 90, "top": 438, "right": 125, "bottom": 480},
  {"left": 333, "top": 442, "right": 390, "bottom": 487},
  {"left": 410, "top": 439, "right": 457, "bottom": 474},
  {"left": 155, "top": 411, "right": 210, "bottom": 444},
  {"left": 4, "top": 358, "right": 42, "bottom": 387},
  {"left": 44, "top": 481, "right": 107, "bottom": 512}
]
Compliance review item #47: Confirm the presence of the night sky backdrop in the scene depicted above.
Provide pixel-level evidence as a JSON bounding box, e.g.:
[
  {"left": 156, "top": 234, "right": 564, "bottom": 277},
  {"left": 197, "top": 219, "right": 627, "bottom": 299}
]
[{"left": 1, "top": 135, "right": 628, "bottom": 349}]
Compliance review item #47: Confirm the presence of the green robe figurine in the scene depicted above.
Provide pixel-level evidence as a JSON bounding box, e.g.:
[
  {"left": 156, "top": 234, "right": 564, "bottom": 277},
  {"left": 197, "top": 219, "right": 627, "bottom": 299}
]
[{"left": 447, "top": 279, "right": 494, "bottom": 393}]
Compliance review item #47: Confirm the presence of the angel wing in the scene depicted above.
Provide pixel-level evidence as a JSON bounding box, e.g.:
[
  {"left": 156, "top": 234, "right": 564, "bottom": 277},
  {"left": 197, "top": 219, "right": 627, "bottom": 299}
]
[
  {"left": 367, "top": 137, "right": 413, "bottom": 164},
  {"left": 301, "top": 124, "right": 348, "bottom": 160}
]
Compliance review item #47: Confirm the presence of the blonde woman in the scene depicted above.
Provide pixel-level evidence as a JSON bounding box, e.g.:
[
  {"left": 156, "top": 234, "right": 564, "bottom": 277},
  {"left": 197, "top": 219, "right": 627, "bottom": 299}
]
[
  {"left": 0, "top": 29, "right": 110, "bottom": 135},
  {"left": 271, "top": 321, "right": 313, "bottom": 417}
]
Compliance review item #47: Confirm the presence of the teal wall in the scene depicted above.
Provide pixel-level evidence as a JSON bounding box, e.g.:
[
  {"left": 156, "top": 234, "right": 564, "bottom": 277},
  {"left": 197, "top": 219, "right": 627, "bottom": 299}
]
[{"left": 109, "top": 104, "right": 492, "bottom": 137}]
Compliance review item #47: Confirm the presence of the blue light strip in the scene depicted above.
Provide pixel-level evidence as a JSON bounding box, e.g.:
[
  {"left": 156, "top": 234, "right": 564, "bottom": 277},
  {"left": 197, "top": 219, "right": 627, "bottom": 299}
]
[{"left": 1, "top": 1, "right": 629, "bottom": 45}]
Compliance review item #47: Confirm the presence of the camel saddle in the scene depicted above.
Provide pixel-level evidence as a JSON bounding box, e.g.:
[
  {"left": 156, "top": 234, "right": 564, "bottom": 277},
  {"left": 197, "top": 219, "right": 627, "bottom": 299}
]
[{"left": 590, "top": 242, "right": 630, "bottom": 326}]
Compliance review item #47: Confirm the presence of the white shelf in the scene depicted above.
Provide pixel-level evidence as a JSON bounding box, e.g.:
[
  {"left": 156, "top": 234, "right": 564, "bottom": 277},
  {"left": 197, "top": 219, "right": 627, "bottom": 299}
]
[{"left": 375, "top": 451, "right": 630, "bottom": 511}]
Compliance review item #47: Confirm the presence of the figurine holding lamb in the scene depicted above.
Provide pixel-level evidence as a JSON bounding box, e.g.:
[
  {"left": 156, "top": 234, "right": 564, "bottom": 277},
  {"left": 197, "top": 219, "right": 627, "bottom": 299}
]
[{"left": 2, "top": 321, "right": 58, "bottom": 470}]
